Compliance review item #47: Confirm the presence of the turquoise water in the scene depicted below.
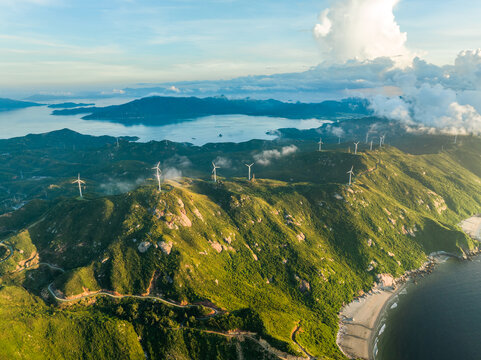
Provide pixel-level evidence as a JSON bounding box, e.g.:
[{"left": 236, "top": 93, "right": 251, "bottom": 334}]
[
  {"left": 0, "top": 103, "right": 328, "bottom": 145},
  {"left": 376, "top": 256, "right": 481, "bottom": 360}
]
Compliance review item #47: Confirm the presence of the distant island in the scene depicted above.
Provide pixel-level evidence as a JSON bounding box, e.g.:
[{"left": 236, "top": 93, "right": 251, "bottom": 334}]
[
  {"left": 48, "top": 102, "right": 95, "bottom": 109},
  {"left": 51, "top": 95, "right": 371, "bottom": 125},
  {"left": 0, "top": 98, "right": 42, "bottom": 112}
]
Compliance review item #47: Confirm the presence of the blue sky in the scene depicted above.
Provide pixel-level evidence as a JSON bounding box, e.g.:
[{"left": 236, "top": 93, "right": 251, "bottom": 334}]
[{"left": 0, "top": 0, "right": 480, "bottom": 91}]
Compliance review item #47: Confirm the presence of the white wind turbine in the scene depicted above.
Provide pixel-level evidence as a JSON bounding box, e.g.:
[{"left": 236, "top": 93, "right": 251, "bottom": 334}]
[
  {"left": 152, "top": 162, "right": 162, "bottom": 192},
  {"left": 365, "top": 132, "right": 369, "bottom": 144},
  {"left": 245, "top": 163, "right": 254, "bottom": 181},
  {"left": 72, "top": 173, "right": 86, "bottom": 198},
  {"left": 370, "top": 140, "right": 373, "bottom": 151},
  {"left": 379, "top": 135, "right": 386, "bottom": 148},
  {"left": 347, "top": 166, "right": 354, "bottom": 186},
  {"left": 318, "top": 138, "right": 324, "bottom": 151},
  {"left": 354, "top": 142, "right": 360, "bottom": 155},
  {"left": 212, "top": 162, "right": 220, "bottom": 183},
  {"left": 454, "top": 134, "right": 458, "bottom": 144}
]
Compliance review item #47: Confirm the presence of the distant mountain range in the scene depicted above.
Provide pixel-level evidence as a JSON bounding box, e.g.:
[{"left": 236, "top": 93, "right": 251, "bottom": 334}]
[
  {"left": 0, "top": 128, "right": 138, "bottom": 153},
  {"left": 52, "top": 96, "right": 371, "bottom": 125},
  {"left": 21, "top": 58, "right": 398, "bottom": 103},
  {"left": 0, "top": 98, "right": 42, "bottom": 112}
]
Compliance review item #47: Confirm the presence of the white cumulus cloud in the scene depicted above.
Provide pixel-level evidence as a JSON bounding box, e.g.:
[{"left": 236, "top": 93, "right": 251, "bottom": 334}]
[
  {"left": 368, "top": 69, "right": 481, "bottom": 135},
  {"left": 254, "top": 145, "right": 298, "bottom": 166},
  {"left": 313, "top": 0, "right": 413, "bottom": 67}
]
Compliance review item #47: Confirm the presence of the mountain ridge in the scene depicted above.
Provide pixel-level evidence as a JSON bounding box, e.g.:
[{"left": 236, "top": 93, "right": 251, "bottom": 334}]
[
  {"left": 0, "top": 98, "right": 42, "bottom": 112},
  {"left": 51, "top": 96, "right": 371, "bottom": 125}
]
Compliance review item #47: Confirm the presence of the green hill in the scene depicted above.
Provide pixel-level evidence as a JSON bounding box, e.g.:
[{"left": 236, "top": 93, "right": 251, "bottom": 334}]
[
  {"left": 1, "top": 139, "right": 480, "bottom": 359},
  {"left": 0, "top": 286, "right": 145, "bottom": 359}
]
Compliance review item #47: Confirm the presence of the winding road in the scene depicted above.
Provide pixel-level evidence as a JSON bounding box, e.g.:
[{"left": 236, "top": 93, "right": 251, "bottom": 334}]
[
  {"left": 0, "top": 239, "right": 13, "bottom": 264},
  {"left": 46, "top": 282, "right": 312, "bottom": 359},
  {"left": 47, "top": 282, "right": 221, "bottom": 316},
  {"left": 291, "top": 322, "right": 316, "bottom": 360}
]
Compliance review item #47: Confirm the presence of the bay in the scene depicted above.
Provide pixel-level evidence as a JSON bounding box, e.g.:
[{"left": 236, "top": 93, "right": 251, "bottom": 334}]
[{"left": 0, "top": 101, "right": 328, "bottom": 145}]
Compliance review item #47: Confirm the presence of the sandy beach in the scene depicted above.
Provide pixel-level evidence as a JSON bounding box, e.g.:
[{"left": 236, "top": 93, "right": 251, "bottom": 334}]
[
  {"left": 337, "top": 216, "right": 481, "bottom": 360},
  {"left": 459, "top": 215, "right": 481, "bottom": 241},
  {"left": 337, "top": 285, "right": 399, "bottom": 360}
]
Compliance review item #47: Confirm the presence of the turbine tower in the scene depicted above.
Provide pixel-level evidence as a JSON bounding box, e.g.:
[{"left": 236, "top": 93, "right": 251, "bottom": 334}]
[
  {"left": 72, "top": 173, "right": 86, "bottom": 198},
  {"left": 338, "top": 136, "right": 341, "bottom": 144},
  {"left": 212, "top": 162, "right": 220, "bottom": 183},
  {"left": 347, "top": 166, "right": 354, "bottom": 186},
  {"left": 365, "top": 132, "right": 369, "bottom": 144},
  {"left": 354, "top": 142, "right": 360, "bottom": 155},
  {"left": 245, "top": 163, "right": 254, "bottom": 181},
  {"left": 318, "top": 138, "right": 324, "bottom": 151},
  {"left": 152, "top": 162, "right": 162, "bottom": 192},
  {"left": 370, "top": 140, "right": 373, "bottom": 151},
  {"left": 454, "top": 135, "right": 458, "bottom": 144}
]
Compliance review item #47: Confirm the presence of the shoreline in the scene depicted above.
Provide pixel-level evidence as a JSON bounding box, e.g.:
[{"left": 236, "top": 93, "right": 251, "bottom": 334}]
[
  {"left": 337, "top": 215, "right": 481, "bottom": 360},
  {"left": 336, "top": 259, "right": 435, "bottom": 360},
  {"left": 367, "top": 282, "right": 406, "bottom": 360}
]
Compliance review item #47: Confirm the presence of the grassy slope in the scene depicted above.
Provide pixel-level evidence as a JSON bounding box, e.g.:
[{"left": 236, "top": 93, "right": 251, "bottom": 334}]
[
  {"left": 1, "top": 143, "right": 481, "bottom": 359},
  {"left": 0, "top": 286, "right": 144, "bottom": 359}
]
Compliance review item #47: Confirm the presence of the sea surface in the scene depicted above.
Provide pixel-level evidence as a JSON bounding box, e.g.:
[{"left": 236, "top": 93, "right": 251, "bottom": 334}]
[
  {"left": 0, "top": 99, "right": 328, "bottom": 145},
  {"left": 375, "top": 256, "right": 481, "bottom": 360}
]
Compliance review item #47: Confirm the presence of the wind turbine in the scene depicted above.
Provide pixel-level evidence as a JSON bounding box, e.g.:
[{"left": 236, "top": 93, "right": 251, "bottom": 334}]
[
  {"left": 370, "top": 140, "right": 373, "bottom": 151},
  {"left": 354, "top": 142, "right": 360, "bottom": 155},
  {"left": 338, "top": 136, "right": 341, "bottom": 144},
  {"left": 318, "top": 138, "right": 324, "bottom": 151},
  {"left": 152, "top": 162, "right": 162, "bottom": 192},
  {"left": 365, "top": 132, "right": 369, "bottom": 144},
  {"left": 347, "top": 166, "right": 354, "bottom": 186},
  {"left": 212, "top": 162, "right": 220, "bottom": 183},
  {"left": 379, "top": 135, "right": 386, "bottom": 148},
  {"left": 245, "top": 163, "right": 254, "bottom": 181},
  {"left": 454, "top": 135, "right": 458, "bottom": 144},
  {"left": 72, "top": 174, "right": 86, "bottom": 198}
]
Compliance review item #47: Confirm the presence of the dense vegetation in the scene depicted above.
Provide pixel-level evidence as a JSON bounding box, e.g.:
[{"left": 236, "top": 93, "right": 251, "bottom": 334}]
[
  {"left": 0, "top": 286, "right": 145, "bottom": 359},
  {"left": 1, "top": 126, "right": 480, "bottom": 359}
]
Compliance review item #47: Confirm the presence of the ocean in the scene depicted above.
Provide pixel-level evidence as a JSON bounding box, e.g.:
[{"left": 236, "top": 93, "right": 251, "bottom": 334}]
[{"left": 376, "top": 256, "right": 481, "bottom": 360}]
